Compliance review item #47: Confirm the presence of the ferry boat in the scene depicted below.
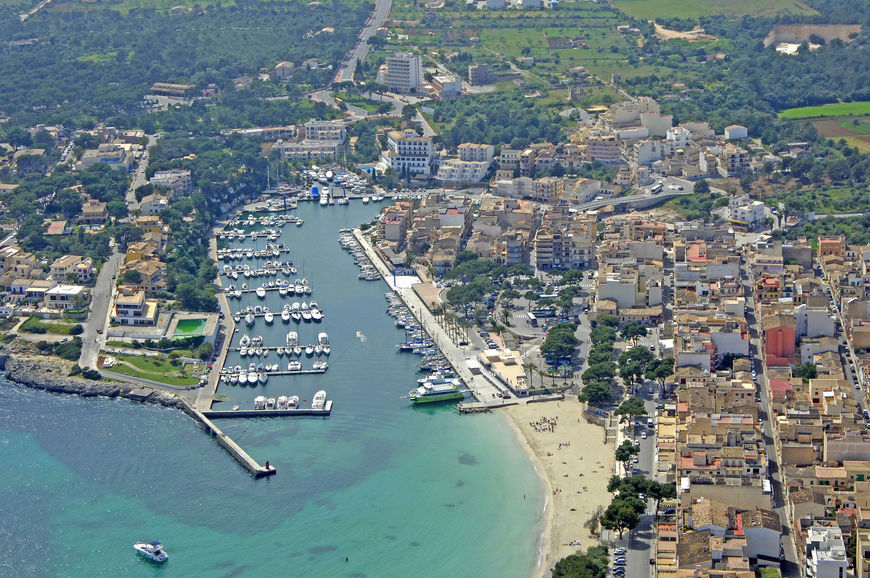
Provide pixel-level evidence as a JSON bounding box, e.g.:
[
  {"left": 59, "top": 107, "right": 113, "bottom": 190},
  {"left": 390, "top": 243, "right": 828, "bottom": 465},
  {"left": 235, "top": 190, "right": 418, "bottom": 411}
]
[
  {"left": 311, "top": 389, "right": 327, "bottom": 409},
  {"left": 133, "top": 542, "right": 168, "bottom": 563},
  {"left": 408, "top": 378, "right": 464, "bottom": 404}
]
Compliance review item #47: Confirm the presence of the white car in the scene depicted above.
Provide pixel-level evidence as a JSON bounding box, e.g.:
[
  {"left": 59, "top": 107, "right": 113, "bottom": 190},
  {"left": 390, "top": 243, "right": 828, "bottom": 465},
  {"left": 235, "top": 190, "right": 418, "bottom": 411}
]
[{"left": 641, "top": 432, "right": 648, "bottom": 439}]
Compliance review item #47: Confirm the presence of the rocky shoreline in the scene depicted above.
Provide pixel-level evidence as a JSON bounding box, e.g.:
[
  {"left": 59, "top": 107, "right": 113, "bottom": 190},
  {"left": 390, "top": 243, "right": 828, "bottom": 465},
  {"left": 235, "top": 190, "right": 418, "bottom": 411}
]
[{"left": 0, "top": 353, "right": 184, "bottom": 409}]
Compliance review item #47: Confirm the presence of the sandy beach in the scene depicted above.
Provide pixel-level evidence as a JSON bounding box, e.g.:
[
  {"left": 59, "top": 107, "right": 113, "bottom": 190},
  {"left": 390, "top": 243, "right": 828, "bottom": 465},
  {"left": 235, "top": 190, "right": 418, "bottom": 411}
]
[{"left": 503, "top": 398, "right": 614, "bottom": 576}]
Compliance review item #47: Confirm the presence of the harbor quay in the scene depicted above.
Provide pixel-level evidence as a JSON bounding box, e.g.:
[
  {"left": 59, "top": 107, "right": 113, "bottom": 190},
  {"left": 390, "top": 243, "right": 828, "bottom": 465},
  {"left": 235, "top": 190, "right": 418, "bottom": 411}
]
[{"left": 352, "top": 228, "right": 511, "bottom": 404}]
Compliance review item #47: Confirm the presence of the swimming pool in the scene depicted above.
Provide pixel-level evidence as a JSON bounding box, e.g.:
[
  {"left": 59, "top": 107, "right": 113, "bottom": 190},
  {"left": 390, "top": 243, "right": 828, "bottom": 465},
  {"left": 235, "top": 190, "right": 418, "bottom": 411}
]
[{"left": 173, "top": 318, "right": 206, "bottom": 337}]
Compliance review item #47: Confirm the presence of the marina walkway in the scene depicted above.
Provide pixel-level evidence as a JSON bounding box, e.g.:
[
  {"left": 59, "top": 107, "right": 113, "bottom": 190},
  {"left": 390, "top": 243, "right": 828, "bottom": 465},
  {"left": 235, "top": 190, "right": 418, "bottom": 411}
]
[{"left": 353, "top": 229, "right": 504, "bottom": 402}]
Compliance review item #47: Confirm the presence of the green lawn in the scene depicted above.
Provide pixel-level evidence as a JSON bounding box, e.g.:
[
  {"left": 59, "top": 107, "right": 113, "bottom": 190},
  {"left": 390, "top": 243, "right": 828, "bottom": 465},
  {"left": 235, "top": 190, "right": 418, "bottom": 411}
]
[
  {"left": 108, "top": 353, "right": 204, "bottom": 387},
  {"left": 779, "top": 101, "right": 870, "bottom": 119},
  {"left": 612, "top": 0, "right": 815, "bottom": 19},
  {"left": 20, "top": 317, "right": 81, "bottom": 335}
]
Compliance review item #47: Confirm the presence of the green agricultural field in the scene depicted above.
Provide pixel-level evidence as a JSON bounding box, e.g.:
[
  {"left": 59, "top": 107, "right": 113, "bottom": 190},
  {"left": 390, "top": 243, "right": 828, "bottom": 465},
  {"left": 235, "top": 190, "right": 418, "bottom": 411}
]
[
  {"left": 612, "top": 0, "right": 816, "bottom": 19},
  {"left": 779, "top": 102, "right": 870, "bottom": 119}
]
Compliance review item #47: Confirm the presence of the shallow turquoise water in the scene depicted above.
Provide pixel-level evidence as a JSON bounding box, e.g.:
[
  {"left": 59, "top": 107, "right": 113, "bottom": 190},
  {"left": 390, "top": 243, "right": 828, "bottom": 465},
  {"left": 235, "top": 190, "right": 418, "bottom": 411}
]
[{"left": 0, "top": 200, "right": 544, "bottom": 577}]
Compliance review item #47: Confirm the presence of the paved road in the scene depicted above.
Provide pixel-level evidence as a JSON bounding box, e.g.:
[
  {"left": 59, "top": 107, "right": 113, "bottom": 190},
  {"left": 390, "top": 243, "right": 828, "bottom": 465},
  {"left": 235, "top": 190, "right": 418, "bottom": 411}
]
[
  {"left": 334, "top": 0, "right": 393, "bottom": 84},
  {"left": 79, "top": 250, "right": 123, "bottom": 369},
  {"left": 742, "top": 258, "right": 799, "bottom": 576},
  {"left": 126, "top": 133, "right": 159, "bottom": 212}
]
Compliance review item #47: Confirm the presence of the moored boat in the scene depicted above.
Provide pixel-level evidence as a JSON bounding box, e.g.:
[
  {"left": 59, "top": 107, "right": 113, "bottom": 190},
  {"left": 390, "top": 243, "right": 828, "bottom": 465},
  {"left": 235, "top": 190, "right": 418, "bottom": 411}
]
[{"left": 311, "top": 389, "right": 327, "bottom": 409}]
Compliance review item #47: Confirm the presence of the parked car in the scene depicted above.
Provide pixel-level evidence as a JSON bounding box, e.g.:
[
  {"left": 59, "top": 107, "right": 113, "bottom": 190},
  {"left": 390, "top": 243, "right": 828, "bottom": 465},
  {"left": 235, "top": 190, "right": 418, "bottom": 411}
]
[{"left": 613, "top": 548, "right": 626, "bottom": 555}]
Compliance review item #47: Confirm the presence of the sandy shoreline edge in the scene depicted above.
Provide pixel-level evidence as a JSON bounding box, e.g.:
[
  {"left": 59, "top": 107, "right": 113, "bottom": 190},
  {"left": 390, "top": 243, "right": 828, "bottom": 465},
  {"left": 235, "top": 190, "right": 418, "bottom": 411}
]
[
  {"left": 501, "top": 399, "right": 615, "bottom": 577},
  {"left": 500, "top": 408, "right": 554, "bottom": 578}
]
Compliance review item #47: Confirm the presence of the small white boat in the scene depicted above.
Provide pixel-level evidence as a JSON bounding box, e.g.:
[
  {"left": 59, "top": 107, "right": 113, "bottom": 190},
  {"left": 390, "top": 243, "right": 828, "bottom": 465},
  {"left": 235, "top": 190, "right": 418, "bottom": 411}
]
[
  {"left": 239, "top": 371, "right": 247, "bottom": 383},
  {"left": 254, "top": 396, "right": 266, "bottom": 409},
  {"left": 277, "top": 396, "right": 288, "bottom": 409},
  {"left": 302, "top": 310, "right": 312, "bottom": 322},
  {"left": 288, "top": 395, "right": 299, "bottom": 407},
  {"left": 239, "top": 334, "right": 251, "bottom": 347},
  {"left": 314, "top": 344, "right": 322, "bottom": 355},
  {"left": 264, "top": 312, "right": 274, "bottom": 324},
  {"left": 133, "top": 542, "right": 168, "bottom": 563},
  {"left": 312, "top": 390, "right": 327, "bottom": 409},
  {"left": 288, "top": 360, "right": 301, "bottom": 371},
  {"left": 266, "top": 397, "right": 276, "bottom": 409},
  {"left": 281, "top": 309, "right": 291, "bottom": 323},
  {"left": 322, "top": 345, "right": 331, "bottom": 356},
  {"left": 293, "top": 345, "right": 302, "bottom": 356},
  {"left": 248, "top": 372, "right": 259, "bottom": 385},
  {"left": 356, "top": 331, "right": 367, "bottom": 342},
  {"left": 245, "top": 313, "right": 255, "bottom": 326},
  {"left": 256, "top": 286, "right": 266, "bottom": 299},
  {"left": 286, "top": 331, "right": 298, "bottom": 347},
  {"left": 311, "top": 309, "right": 322, "bottom": 322},
  {"left": 258, "top": 371, "right": 268, "bottom": 384},
  {"left": 362, "top": 196, "right": 370, "bottom": 204},
  {"left": 277, "top": 347, "right": 285, "bottom": 356},
  {"left": 305, "top": 345, "right": 314, "bottom": 356}
]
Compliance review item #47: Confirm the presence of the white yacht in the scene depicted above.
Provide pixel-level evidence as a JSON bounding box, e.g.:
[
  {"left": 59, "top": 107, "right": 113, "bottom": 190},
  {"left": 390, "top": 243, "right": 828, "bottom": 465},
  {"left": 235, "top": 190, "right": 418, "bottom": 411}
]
[
  {"left": 288, "top": 395, "right": 299, "bottom": 407},
  {"left": 312, "top": 390, "right": 327, "bottom": 409},
  {"left": 281, "top": 306, "right": 291, "bottom": 323},
  {"left": 133, "top": 542, "right": 168, "bottom": 563},
  {"left": 264, "top": 311, "right": 274, "bottom": 324},
  {"left": 245, "top": 313, "right": 255, "bottom": 326},
  {"left": 256, "top": 286, "right": 266, "bottom": 299},
  {"left": 293, "top": 345, "right": 302, "bottom": 356},
  {"left": 305, "top": 345, "right": 314, "bottom": 356},
  {"left": 254, "top": 396, "right": 267, "bottom": 410},
  {"left": 362, "top": 196, "right": 370, "bottom": 204},
  {"left": 288, "top": 360, "right": 301, "bottom": 371},
  {"left": 318, "top": 332, "right": 329, "bottom": 346},
  {"left": 286, "top": 331, "right": 298, "bottom": 347},
  {"left": 247, "top": 371, "right": 258, "bottom": 385},
  {"left": 239, "top": 334, "right": 251, "bottom": 347},
  {"left": 258, "top": 371, "right": 268, "bottom": 384}
]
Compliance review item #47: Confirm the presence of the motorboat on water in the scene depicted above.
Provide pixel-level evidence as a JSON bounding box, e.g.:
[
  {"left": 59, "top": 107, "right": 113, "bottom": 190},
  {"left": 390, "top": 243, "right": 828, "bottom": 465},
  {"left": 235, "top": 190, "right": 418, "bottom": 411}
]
[
  {"left": 286, "top": 331, "right": 298, "bottom": 347},
  {"left": 356, "top": 331, "right": 367, "bottom": 342},
  {"left": 264, "top": 311, "right": 274, "bottom": 324},
  {"left": 256, "top": 286, "right": 266, "bottom": 299},
  {"left": 247, "top": 371, "right": 258, "bottom": 385},
  {"left": 133, "top": 542, "right": 168, "bottom": 563},
  {"left": 312, "top": 390, "right": 327, "bottom": 409},
  {"left": 281, "top": 307, "right": 291, "bottom": 323},
  {"left": 245, "top": 313, "right": 255, "bottom": 326},
  {"left": 313, "top": 360, "right": 328, "bottom": 371},
  {"left": 254, "top": 396, "right": 266, "bottom": 410},
  {"left": 288, "top": 395, "right": 299, "bottom": 407},
  {"left": 288, "top": 360, "right": 301, "bottom": 371},
  {"left": 317, "top": 332, "right": 329, "bottom": 346},
  {"left": 305, "top": 345, "right": 314, "bottom": 356},
  {"left": 239, "top": 334, "right": 251, "bottom": 347},
  {"left": 293, "top": 345, "right": 302, "bottom": 356}
]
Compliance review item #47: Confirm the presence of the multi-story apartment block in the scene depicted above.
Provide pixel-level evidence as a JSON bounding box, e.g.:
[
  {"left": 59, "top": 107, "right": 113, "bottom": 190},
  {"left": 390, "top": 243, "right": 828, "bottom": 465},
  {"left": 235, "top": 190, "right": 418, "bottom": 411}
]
[
  {"left": 381, "top": 130, "right": 433, "bottom": 176},
  {"left": 378, "top": 52, "right": 423, "bottom": 94}
]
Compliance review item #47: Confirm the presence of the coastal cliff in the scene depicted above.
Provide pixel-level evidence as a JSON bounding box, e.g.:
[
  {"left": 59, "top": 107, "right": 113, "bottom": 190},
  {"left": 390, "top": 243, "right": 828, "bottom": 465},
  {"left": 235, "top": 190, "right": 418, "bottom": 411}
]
[{"left": 0, "top": 354, "right": 183, "bottom": 409}]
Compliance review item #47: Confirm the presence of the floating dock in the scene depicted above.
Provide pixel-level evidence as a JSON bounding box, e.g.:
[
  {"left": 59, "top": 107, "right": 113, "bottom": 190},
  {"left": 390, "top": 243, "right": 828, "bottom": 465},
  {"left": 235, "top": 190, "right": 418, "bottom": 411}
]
[{"left": 204, "top": 401, "right": 333, "bottom": 418}]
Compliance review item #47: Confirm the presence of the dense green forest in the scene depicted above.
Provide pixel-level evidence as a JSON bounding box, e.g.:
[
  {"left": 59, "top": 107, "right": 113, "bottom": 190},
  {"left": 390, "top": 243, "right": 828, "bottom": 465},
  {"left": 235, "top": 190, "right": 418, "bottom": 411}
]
[
  {"left": 0, "top": 0, "right": 367, "bottom": 127},
  {"left": 431, "top": 91, "right": 568, "bottom": 149}
]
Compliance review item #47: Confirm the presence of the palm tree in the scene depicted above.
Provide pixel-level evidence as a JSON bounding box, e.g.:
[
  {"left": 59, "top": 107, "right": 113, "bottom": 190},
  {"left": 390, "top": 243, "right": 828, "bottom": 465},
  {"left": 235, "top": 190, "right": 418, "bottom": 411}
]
[{"left": 526, "top": 362, "right": 538, "bottom": 392}]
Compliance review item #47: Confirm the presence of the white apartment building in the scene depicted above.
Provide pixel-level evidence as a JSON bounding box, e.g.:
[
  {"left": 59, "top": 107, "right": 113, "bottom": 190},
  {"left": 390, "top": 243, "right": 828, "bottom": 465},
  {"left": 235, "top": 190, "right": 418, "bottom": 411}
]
[
  {"left": 730, "top": 198, "right": 766, "bottom": 225},
  {"left": 458, "top": 143, "right": 495, "bottom": 163},
  {"left": 381, "top": 130, "right": 433, "bottom": 175},
  {"left": 435, "top": 159, "right": 489, "bottom": 183},
  {"left": 303, "top": 119, "right": 347, "bottom": 143},
  {"left": 667, "top": 126, "right": 692, "bottom": 148},
  {"left": 378, "top": 52, "right": 423, "bottom": 94},
  {"left": 805, "top": 526, "right": 848, "bottom": 578}
]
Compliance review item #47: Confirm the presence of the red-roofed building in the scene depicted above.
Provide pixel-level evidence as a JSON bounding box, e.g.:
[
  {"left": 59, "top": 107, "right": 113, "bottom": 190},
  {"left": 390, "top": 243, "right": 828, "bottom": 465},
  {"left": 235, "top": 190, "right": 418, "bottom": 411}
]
[{"left": 768, "top": 378, "right": 792, "bottom": 403}]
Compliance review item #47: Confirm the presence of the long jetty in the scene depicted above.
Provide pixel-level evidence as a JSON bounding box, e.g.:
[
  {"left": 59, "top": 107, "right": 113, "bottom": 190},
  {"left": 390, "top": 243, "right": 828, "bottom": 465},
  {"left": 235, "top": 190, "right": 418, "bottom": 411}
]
[{"left": 180, "top": 399, "right": 276, "bottom": 478}]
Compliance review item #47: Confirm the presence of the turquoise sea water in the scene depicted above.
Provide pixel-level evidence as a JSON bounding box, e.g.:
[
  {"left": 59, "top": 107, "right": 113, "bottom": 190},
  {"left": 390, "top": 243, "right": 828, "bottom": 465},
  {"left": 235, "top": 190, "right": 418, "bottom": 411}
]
[{"left": 0, "top": 200, "right": 544, "bottom": 577}]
